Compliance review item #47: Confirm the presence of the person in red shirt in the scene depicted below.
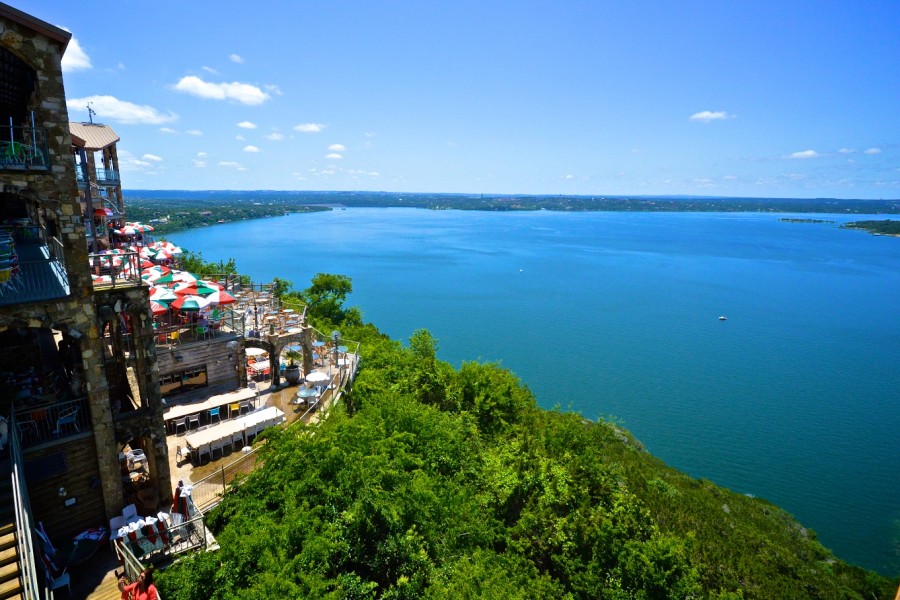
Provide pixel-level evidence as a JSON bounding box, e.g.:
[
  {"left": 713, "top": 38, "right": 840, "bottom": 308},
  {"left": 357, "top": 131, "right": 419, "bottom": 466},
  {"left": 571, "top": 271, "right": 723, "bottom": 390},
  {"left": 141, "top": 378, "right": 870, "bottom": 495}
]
[{"left": 118, "top": 567, "right": 158, "bottom": 600}]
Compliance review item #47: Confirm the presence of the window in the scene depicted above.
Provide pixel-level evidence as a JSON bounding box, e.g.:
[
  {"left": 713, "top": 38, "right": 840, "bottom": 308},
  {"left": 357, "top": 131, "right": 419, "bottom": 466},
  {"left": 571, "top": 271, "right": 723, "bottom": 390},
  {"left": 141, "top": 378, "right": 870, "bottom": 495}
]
[{"left": 159, "top": 366, "right": 207, "bottom": 396}]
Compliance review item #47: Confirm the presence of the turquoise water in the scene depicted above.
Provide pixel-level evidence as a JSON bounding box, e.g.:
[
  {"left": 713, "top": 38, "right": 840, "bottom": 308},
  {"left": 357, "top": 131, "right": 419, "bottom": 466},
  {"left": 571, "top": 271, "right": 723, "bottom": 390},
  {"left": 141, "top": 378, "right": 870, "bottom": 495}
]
[{"left": 169, "top": 208, "right": 900, "bottom": 574}]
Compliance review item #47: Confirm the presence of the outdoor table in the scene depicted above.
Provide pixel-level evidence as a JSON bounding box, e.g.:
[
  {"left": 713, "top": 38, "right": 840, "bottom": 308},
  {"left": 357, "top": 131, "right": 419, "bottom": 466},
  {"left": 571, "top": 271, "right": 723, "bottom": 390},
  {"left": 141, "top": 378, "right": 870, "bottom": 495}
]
[
  {"left": 163, "top": 387, "right": 256, "bottom": 430},
  {"left": 184, "top": 406, "right": 284, "bottom": 461}
]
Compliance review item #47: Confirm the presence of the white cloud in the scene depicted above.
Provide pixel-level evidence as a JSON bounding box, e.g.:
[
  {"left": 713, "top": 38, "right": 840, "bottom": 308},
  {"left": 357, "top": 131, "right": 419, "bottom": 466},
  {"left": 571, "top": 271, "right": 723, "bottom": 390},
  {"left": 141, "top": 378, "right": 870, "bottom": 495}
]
[
  {"left": 838, "top": 148, "right": 856, "bottom": 154},
  {"left": 173, "top": 76, "right": 271, "bottom": 105},
  {"left": 294, "top": 123, "right": 325, "bottom": 133},
  {"left": 186, "top": 129, "right": 203, "bottom": 136},
  {"left": 202, "top": 66, "right": 218, "bottom": 74},
  {"left": 243, "top": 145, "right": 261, "bottom": 153},
  {"left": 788, "top": 149, "right": 819, "bottom": 159},
  {"left": 265, "top": 132, "right": 284, "bottom": 141},
  {"left": 328, "top": 143, "right": 346, "bottom": 152},
  {"left": 325, "top": 153, "right": 343, "bottom": 160},
  {"left": 863, "top": 147, "right": 882, "bottom": 155},
  {"left": 197, "top": 152, "right": 207, "bottom": 157},
  {"left": 723, "top": 175, "right": 738, "bottom": 181},
  {"left": 142, "top": 154, "right": 162, "bottom": 162},
  {"left": 237, "top": 121, "right": 257, "bottom": 129},
  {"left": 218, "top": 161, "right": 247, "bottom": 171},
  {"left": 229, "top": 54, "right": 245, "bottom": 64},
  {"left": 265, "top": 84, "right": 283, "bottom": 96},
  {"left": 159, "top": 127, "right": 177, "bottom": 134},
  {"left": 67, "top": 95, "right": 177, "bottom": 124},
  {"left": 562, "top": 174, "right": 574, "bottom": 180},
  {"left": 193, "top": 160, "right": 207, "bottom": 168},
  {"left": 689, "top": 110, "right": 732, "bottom": 123},
  {"left": 235, "top": 135, "right": 245, "bottom": 141},
  {"left": 61, "top": 35, "right": 91, "bottom": 72},
  {"left": 365, "top": 132, "right": 376, "bottom": 138}
]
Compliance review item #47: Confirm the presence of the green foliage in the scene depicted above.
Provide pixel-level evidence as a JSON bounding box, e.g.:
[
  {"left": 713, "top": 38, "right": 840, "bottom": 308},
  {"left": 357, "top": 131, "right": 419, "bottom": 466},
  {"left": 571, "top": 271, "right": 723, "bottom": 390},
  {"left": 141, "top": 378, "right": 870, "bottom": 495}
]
[
  {"left": 158, "top": 273, "right": 899, "bottom": 600},
  {"left": 300, "top": 273, "right": 354, "bottom": 325},
  {"left": 177, "top": 249, "right": 240, "bottom": 278}
]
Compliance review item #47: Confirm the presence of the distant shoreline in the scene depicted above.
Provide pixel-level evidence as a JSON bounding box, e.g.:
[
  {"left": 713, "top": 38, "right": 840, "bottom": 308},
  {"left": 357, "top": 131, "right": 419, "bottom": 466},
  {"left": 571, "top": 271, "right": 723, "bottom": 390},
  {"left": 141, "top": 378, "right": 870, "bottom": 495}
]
[{"left": 123, "top": 190, "right": 900, "bottom": 238}]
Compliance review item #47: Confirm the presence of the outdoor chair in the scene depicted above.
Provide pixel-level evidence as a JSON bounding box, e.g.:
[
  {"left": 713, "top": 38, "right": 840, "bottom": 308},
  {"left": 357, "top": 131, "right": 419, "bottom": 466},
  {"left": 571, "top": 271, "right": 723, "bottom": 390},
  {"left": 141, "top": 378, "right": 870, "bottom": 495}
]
[
  {"left": 126, "top": 449, "right": 146, "bottom": 471},
  {"left": 123, "top": 503, "right": 139, "bottom": 525},
  {"left": 228, "top": 402, "right": 241, "bottom": 419},
  {"left": 231, "top": 430, "right": 245, "bottom": 452},
  {"left": 109, "top": 515, "right": 126, "bottom": 538},
  {"left": 43, "top": 567, "right": 71, "bottom": 596},
  {"left": 210, "top": 438, "right": 225, "bottom": 460},
  {"left": 173, "top": 416, "right": 188, "bottom": 435},
  {"left": 176, "top": 445, "right": 190, "bottom": 465},
  {"left": 196, "top": 443, "right": 211, "bottom": 464},
  {"left": 195, "top": 325, "right": 208, "bottom": 340},
  {"left": 208, "top": 407, "right": 221, "bottom": 424},
  {"left": 187, "top": 413, "right": 201, "bottom": 431},
  {"left": 239, "top": 400, "right": 253, "bottom": 415},
  {"left": 53, "top": 407, "right": 79, "bottom": 436}
]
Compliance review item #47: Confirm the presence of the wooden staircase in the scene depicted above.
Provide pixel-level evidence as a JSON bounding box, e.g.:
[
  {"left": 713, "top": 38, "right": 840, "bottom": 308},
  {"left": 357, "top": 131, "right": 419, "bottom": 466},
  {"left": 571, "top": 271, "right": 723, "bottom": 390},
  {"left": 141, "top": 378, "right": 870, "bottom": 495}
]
[{"left": 0, "top": 472, "right": 23, "bottom": 600}]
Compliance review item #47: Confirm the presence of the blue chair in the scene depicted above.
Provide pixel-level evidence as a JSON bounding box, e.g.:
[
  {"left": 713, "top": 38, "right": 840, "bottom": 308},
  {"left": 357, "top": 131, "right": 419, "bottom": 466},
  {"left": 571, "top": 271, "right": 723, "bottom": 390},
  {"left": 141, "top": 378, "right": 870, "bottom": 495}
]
[
  {"left": 209, "top": 407, "right": 221, "bottom": 424},
  {"left": 53, "top": 407, "right": 79, "bottom": 436}
]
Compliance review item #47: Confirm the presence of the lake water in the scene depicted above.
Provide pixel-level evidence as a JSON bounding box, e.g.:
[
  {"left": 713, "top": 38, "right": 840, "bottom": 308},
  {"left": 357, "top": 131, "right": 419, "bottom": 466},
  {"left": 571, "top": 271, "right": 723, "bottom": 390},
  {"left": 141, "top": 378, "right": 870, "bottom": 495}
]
[{"left": 168, "top": 208, "right": 900, "bottom": 574}]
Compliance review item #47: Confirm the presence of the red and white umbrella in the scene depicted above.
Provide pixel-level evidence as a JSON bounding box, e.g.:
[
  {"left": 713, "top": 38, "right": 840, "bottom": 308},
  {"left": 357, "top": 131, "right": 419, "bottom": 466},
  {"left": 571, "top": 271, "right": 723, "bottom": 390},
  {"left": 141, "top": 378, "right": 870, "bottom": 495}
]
[
  {"left": 149, "top": 301, "right": 169, "bottom": 316},
  {"left": 171, "top": 295, "right": 212, "bottom": 311},
  {"left": 205, "top": 290, "right": 236, "bottom": 305}
]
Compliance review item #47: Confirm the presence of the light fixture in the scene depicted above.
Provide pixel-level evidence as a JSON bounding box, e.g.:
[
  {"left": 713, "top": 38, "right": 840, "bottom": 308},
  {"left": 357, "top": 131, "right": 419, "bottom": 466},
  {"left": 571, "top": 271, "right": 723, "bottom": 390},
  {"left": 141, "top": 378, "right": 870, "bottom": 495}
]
[{"left": 57, "top": 487, "right": 67, "bottom": 497}]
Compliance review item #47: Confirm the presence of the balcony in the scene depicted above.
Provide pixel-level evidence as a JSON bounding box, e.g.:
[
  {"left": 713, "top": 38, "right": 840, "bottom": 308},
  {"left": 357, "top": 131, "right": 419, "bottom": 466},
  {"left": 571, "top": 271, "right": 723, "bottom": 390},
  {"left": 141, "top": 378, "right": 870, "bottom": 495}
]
[
  {"left": 0, "top": 126, "right": 49, "bottom": 171},
  {"left": 88, "top": 250, "right": 143, "bottom": 289},
  {"left": 0, "top": 233, "right": 70, "bottom": 307},
  {"left": 14, "top": 397, "right": 90, "bottom": 449},
  {"left": 76, "top": 167, "right": 120, "bottom": 186}
]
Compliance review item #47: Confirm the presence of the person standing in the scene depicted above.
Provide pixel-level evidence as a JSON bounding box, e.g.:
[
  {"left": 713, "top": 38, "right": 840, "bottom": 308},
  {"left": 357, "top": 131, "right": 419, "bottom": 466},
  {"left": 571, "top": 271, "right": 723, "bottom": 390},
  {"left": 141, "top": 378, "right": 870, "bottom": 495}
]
[{"left": 118, "top": 567, "right": 158, "bottom": 600}]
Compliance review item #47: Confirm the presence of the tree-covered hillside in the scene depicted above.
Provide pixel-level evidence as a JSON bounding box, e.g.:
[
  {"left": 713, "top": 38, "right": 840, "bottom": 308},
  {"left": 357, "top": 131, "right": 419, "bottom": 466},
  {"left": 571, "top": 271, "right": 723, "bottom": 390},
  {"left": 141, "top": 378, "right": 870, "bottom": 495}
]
[{"left": 157, "top": 276, "right": 897, "bottom": 599}]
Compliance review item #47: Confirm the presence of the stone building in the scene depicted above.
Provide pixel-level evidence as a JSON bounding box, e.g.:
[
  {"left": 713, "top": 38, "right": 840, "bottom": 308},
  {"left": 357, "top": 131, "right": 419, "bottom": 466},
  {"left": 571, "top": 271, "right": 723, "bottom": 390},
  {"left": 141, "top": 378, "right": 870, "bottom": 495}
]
[{"left": 0, "top": 3, "right": 172, "bottom": 585}]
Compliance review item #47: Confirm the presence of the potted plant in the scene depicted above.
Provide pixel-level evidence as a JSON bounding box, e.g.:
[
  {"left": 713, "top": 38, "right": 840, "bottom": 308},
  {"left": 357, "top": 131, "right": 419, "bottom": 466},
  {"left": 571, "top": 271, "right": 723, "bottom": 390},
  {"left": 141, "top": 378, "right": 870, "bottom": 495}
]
[{"left": 283, "top": 349, "right": 302, "bottom": 385}]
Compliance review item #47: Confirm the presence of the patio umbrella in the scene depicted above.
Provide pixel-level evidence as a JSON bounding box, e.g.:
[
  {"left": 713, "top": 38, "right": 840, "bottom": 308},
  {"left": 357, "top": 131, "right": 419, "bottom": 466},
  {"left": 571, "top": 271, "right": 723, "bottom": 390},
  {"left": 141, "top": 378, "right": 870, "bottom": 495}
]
[
  {"left": 153, "top": 272, "right": 177, "bottom": 284},
  {"left": 245, "top": 347, "right": 267, "bottom": 357},
  {"left": 306, "top": 371, "right": 329, "bottom": 385},
  {"left": 204, "top": 290, "right": 236, "bottom": 305},
  {"left": 170, "top": 295, "right": 212, "bottom": 311},
  {"left": 94, "top": 207, "right": 114, "bottom": 217},
  {"left": 149, "top": 301, "right": 168, "bottom": 316},
  {"left": 174, "top": 271, "right": 203, "bottom": 284},
  {"left": 150, "top": 287, "right": 178, "bottom": 303},
  {"left": 117, "top": 225, "right": 140, "bottom": 236}
]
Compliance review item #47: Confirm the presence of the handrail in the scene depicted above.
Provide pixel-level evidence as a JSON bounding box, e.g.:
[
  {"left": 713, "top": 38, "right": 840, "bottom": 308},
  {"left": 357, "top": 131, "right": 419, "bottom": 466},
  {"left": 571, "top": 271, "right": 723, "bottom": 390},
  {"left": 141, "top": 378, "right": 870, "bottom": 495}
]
[
  {"left": 88, "top": 250, "right": 142, "bottom": 288},
  {"left": 9, "top": 413, "right": 44, "bottom": 599},
  {"left": 0, "top": 126, "right": 49, "bottom": 170}
]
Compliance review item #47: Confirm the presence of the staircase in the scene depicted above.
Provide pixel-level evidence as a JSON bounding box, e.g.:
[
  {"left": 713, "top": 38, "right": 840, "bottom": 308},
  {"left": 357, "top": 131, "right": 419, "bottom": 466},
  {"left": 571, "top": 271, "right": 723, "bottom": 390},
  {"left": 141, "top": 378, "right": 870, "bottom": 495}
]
[{"left": 0, "top": 469, "right": 23, "bottom": 600}]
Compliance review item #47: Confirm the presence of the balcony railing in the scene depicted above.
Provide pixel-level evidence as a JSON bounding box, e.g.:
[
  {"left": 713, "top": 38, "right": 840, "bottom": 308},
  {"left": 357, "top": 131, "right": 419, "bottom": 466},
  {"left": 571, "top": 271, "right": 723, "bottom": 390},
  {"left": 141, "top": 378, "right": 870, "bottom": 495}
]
[
  {"left": 76, "top": 167, "right": 121, "bottom": 185},
  {"left": 89, "top": 250, "right": 143, "bottom": 288},
  {"left": 0, "top": 126, "right": 49, "bottom": 170},
  {"left": 0, "top": 237, "right": 70, "bottom": 307},
  {"left": 14, "top": 397, "right": 90, "bottom": 448}
]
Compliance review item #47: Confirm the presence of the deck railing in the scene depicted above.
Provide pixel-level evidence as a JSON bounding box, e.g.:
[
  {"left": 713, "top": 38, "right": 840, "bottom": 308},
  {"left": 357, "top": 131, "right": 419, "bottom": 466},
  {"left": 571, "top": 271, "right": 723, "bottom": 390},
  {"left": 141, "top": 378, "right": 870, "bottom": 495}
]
[
  {"left": 189, "top": 447, "right": 261, "bottom": 513},
  {"left": 13, "top": 397, "right": 90, "bottom": 448},
  {"left": 9, "top": 414, "right": 43, "bottom": 600},
  {"left": 88, "top": 250, "right": 143, "bottom": 288},
  {"left": 75, "top": 166, "right": 120, "bottom": 185},
  {"left": 0, "top": 126, "right": 49, "bottom": 170}
]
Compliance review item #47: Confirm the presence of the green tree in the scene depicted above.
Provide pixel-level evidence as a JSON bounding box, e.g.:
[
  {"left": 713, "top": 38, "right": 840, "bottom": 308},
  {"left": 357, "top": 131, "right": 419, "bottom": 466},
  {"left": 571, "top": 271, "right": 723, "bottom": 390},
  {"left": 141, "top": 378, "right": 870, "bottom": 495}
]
[{"left": 301, "top": 273, "right": 353, "bottom": 324}]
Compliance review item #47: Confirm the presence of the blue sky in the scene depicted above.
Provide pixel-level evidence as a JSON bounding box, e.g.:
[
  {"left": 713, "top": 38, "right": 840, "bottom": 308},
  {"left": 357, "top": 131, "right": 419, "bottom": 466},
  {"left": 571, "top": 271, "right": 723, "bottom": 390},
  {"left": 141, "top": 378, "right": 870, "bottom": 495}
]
[{"left": 18, "top": 0, "right": 900, "bottom": 198}]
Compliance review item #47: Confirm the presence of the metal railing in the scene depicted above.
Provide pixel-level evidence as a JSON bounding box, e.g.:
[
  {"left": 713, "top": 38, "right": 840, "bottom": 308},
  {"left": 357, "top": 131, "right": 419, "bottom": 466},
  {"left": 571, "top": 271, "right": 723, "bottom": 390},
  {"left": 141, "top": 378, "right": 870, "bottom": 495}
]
[
  {"left": 75, "top": 167, "right": 120, "bottom": 184},
  {"left": 0, "top": 126, "right": 49, "bottom": 170},
  {"left": 0, "top": 242, "right": 70, "bottom": 307},
  {"left": 13, "top": 397, "right": 90, "bottom": 448},
  {"left": 9, "top": 413, "right": 43, "bottom": 600},
  {"left": 189, "top": 447, "right": 261, "bottom": 512},
  {"left": 152, "top": 309, "right": 245, "bottom": 348},
  {"left": 88, "top": 250, "right": 143, "bottom": 288}
]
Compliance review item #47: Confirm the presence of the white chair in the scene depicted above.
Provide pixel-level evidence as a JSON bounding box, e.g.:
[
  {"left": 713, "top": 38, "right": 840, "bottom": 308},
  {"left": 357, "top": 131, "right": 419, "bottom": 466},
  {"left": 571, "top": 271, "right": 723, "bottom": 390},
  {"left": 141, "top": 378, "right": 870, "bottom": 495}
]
[
  {"left": 43, "top": 567, "right": 70, "bottom": 596},
  {"left": 210, "top": 438, "right": 225, "bottom": 460},
  {"left": 173, "top": 416, "right": 188, "bottom": 435},
  {"left": 196, "top": 443, "right": 211, "bottom": 464},
  {"left": 176, "top": 445, "right": 190, "bottom": 465},
  {"left": 109, "top": 515, "right": 126, "bottom": 539},
  {"left": 122, "top": 503, "right": 139, "bottom": 524},
  {"left": 126, "top": 449, "right": 146, "bottom": 471},
  {"left": 187, "top": 413, "right": 201, "bottom": 431},
  {"left": 231, "top": 430, "right": 245, "bottom": 452}
]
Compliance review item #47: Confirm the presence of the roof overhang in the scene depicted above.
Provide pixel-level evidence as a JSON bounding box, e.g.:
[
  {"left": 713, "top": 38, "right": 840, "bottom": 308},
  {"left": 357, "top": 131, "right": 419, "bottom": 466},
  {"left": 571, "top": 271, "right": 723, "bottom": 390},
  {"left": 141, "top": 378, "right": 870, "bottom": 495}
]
[{"left": 0, "top": 3, "right": 71, "bottom": 52}]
